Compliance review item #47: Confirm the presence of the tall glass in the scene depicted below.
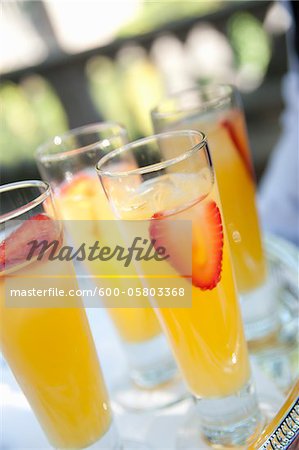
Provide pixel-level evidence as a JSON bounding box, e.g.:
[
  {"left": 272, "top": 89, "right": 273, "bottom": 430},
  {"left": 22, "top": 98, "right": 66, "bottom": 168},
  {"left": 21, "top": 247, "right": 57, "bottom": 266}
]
[
  {"left": 152, "top": 85, "right": 277, "bottom": 342},
  {"left": 36, "top": 123, "right": 185, "bottom": 410},
  {"left": 0, "top": 181, "right": 120, "bottom": 449},
  {"left": 96, "top": 130, "right": 262, "bottom": 446}
]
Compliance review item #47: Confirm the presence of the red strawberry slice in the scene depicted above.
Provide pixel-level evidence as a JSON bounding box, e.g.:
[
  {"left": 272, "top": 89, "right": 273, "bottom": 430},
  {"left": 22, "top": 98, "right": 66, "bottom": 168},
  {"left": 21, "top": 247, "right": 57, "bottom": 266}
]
[
  {"left": 60, "top": 173, "right": 96, "bottom": 198},
  {"left": 0, "top": 213, "right": 60, "bottom": 272},
  {"left": 192, "top": 201, "right": 224, "bottom": 289},
  {"left": 220, "top": 117, "right": 255, "bottom": 181},
  {"left": 149, "top": 201, "right": 223, "bottom": 290},
  {"left": 0, "top": 241, "right": 5, "bottom": 271},
  {"left": 149, "top": 212, "right": 192, "bottom": 278}
]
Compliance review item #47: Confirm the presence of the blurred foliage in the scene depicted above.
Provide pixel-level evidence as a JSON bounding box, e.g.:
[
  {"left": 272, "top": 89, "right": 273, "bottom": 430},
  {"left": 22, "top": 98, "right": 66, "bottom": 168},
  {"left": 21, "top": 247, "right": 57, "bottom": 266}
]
[
  {"left": 117, "top": 0, "right": 223, "bottom": 37},
  {"left": 87, "top": 56, "right": 134, "bottom": 133},
  {"left": 115, "top": 47, "right": 163, "bottom": 137},
  {"left": 87, "top": 49, "right": 164, "bottom": 139},
  {"left": 228, "top": 12, "right": 271, "bottom": 78},
  {"left": 0, "top": 76, "right": 68, "bottom": 166},
  {"left": 1, "top": 1, "right": 274, "bottom": 173}
]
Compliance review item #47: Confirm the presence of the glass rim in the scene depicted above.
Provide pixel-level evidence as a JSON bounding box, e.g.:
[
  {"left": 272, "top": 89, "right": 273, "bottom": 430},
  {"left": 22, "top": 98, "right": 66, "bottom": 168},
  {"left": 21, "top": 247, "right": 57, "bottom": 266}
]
[
  {"left": 151, "top": 83, "right": 234, "bottom": 119},
  {"left": 96, "top": 129, "right": 208, "bottom": 178},
  {"left": 35, "top": 121, "right": 127, "bottom": 163},
  {"left": 0, "top": 180, "right": 51, "bottom": 223}
]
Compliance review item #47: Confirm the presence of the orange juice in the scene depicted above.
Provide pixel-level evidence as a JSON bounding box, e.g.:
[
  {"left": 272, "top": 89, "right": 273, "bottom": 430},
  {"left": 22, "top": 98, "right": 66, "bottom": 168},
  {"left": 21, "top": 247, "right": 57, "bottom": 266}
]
[
  {"left": 54, "top": 172, "right": 161, "bottom": 343},
  {"left": 171, "top": 108, "right": 266, "bottom": 293},
  {"left": 0, "top": 216, "right": 111, "bottom": 449},
  {"left": 116, "top": 171, "right": 250, "bottom": 398}
]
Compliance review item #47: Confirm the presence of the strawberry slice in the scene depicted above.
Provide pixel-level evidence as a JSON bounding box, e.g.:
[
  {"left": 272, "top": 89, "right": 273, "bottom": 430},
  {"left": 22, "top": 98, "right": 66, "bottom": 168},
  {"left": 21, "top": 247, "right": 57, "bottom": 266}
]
[
  {"left": 149, "top": 201, "right": 223, "bottom": 290},
  {"left": 149, "top": 212, "right": 192, "bottom": 278},
  {"left": 191, "top": 201, "right": 223, "bottom": 289},
  {"left": 0, "top": 213, "right": 60, "bottom": 272},
  {"left": 220, "top": 116, "right": 255, "bottom": 181},
  {"left": 60, "top": 164, "right": 138, "bottom": 198},
  {"left": 0, "top": 241, "right": 5, "bottom": 271},
  {"left": 60, "top": 173, "right": 97, "bottom": 199}
]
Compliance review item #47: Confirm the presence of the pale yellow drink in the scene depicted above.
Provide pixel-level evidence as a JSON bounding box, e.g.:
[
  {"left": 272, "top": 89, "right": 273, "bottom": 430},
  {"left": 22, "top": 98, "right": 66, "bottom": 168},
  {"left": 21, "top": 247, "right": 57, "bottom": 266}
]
[
  {"left": 189, "top": 109, "right": 266, "bottom": 293},
  {"left": 154, "top": 104, "right": 266, "bottom": 294},
  {"left": 54, "top": 172, "right": 161, "bottom": 343},
  {"left": 0, "top": 217, "right": 111, "bottom": 449},
  {"left": 114, "top": 171, "right": 250, "bottom": 398}
]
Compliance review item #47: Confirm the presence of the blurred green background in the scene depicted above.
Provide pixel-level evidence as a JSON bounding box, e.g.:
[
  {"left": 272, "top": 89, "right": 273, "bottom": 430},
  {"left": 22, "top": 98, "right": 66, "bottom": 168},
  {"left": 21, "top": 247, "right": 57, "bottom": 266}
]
[{"left": 0, "top": 0, "right": 289, "bottom": 180}]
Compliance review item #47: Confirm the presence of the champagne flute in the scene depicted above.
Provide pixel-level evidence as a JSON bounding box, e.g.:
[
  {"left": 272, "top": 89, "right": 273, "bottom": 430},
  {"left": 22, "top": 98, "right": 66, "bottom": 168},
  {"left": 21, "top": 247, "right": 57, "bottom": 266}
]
[
  {"left": 152, "top": 85, "right": 277, "bottom": 343},
  {"left": 96, "top": 130, "right": 263, "bottom": 446},
  {"left": 35, "top": 123, "right": 186, "bottom": 411},
  {"left": 0, "top": 180, "right": 149, "bottom": 449}
]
